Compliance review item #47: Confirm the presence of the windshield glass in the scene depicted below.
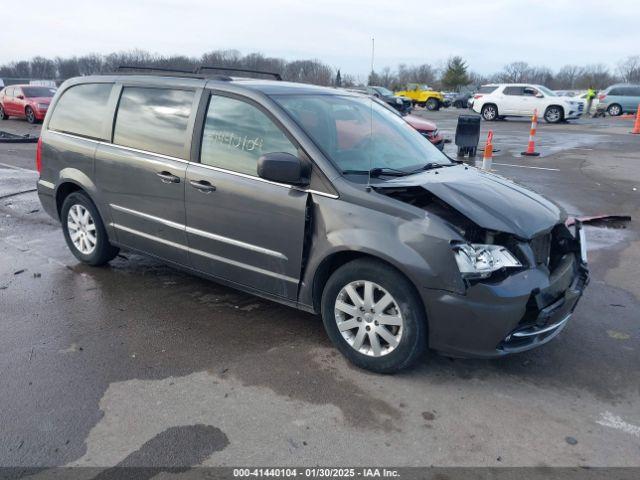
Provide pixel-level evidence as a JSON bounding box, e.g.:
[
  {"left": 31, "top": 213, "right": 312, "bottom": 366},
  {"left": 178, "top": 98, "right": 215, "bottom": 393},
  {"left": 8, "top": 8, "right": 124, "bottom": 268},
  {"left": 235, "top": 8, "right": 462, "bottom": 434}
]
[
  {"left": 273, "top": 94, "right": 451, "bottom": 177},
  {"left": 537, "top": 86, "right": 557, "bottom": 97},
  {"left": 23, "top": 87, "right": 56, "bottom": 98},
  {"left": 374, "top": 87, "right": 394, "bottom": 96}
]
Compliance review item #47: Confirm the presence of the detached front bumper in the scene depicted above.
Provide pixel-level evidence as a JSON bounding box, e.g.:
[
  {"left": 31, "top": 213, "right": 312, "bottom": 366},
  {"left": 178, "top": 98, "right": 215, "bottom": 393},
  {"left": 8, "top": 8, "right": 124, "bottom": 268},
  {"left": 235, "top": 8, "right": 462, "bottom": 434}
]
[{"left": 423, "top": 224, "right": 589, "bottom": 358}]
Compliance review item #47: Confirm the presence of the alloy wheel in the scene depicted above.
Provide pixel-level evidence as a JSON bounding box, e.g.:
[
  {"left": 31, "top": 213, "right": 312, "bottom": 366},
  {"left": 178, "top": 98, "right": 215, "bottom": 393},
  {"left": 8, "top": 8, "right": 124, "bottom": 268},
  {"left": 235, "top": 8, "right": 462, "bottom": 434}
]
[
  {"left": 608, "top": 104, "right": 621, "bottom": 116},
  {"left": 334, "top": 280, "right": 403, "bottom": 357},
  {"left": 26, "top": 108, "right": 35, "bottom": 123},
  {"left": 545, "top": 107, "right": 561, "bottom": 123},
  {"left": 482, "top": 105, "right": 496, "bottom": 120},
  {"left": 67, "top": 204, "right": 97, "bottom": 255}
]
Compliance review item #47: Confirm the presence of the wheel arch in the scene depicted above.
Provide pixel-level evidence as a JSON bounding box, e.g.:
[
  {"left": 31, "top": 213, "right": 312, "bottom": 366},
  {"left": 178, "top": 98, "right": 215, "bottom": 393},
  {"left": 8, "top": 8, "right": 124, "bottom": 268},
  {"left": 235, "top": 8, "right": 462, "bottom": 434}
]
[
  {"left": 545, "top": 104, "right": 565, "bottom": 121},
  {"left": 311, "top": 250, "right": 429, "bottom": 332},
  {"left": 481, "top": 102, "right": 498, "bottom": 119},
  {"left": 54, "top": 170, "right": 112, "bottom": 230}
]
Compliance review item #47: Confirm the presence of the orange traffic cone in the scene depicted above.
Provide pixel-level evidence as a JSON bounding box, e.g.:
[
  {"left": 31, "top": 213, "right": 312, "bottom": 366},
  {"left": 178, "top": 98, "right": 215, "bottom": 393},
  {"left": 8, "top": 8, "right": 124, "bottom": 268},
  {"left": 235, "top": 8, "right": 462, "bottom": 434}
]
[
  {"left": 482, "top": 130, "right": 493, "bottom": 171},
  {"left": 631, "top": 104, "right": 640, "bottom": 134},
  {"left": 521, "top": 109, "right": 541, "bottom": 156}
]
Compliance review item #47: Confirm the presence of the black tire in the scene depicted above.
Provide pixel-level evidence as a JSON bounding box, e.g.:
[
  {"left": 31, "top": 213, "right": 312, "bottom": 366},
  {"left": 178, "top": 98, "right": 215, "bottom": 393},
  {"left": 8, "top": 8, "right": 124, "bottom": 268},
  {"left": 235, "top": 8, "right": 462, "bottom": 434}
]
[
  {"left": 481, "top": 104, "right": 498, "bottom": 121},
  {"left": 61, "top": 191, "right": 119, "bottom": 266},
  {"left": 321, "top": 258, "right": 427, "bottom": 373},
  {"left": 426, "top": 98, "right": 439, "bottom": 111},
  {"left": 607, "top": 103, "right": 622, "bottom": 116},
  {"left": 25, "top": 106, "right": 36, "bottom": 124},
  {"left": 0, "top": 105, "right": 7, "bottom": 120},
  {"left": 544, "top": 106, "right": 563, "bottom": 124}
]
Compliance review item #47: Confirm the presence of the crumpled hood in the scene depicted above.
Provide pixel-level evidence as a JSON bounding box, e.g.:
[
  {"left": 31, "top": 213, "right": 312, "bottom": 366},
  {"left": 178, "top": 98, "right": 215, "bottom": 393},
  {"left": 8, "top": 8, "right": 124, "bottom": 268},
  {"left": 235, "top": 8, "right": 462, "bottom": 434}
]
[{"left": 379, "top": 165, "right": 564, "bottom": 239}]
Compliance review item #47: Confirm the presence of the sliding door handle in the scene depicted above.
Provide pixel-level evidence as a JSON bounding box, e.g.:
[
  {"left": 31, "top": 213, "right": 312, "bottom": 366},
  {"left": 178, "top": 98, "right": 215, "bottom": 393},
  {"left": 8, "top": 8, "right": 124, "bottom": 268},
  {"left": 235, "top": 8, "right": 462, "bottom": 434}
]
[{"left": 189, "top": 179, "right": 216, "bottom": 193}]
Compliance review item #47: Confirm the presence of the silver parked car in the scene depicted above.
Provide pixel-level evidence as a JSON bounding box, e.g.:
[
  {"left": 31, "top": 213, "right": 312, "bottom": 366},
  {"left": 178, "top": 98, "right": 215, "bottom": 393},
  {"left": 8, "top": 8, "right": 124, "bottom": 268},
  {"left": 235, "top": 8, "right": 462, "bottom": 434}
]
[{"left": 36, "top": 68, "right": 589, "bottom": 372}]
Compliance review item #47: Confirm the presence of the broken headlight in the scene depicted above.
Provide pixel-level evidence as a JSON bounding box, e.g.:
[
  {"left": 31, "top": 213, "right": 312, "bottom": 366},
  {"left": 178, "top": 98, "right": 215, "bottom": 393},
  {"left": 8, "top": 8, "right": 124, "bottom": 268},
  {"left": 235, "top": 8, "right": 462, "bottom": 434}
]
[{"left": 452, "top": 243, "right": 522, "bottom": 279}]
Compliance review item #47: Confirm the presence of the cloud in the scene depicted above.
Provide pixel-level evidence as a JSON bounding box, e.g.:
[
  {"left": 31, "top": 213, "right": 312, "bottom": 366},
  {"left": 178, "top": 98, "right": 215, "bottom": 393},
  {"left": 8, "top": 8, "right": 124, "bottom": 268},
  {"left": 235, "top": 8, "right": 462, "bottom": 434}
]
[{"left": 0, "top": 0, "right": 638, "bottom": 76}]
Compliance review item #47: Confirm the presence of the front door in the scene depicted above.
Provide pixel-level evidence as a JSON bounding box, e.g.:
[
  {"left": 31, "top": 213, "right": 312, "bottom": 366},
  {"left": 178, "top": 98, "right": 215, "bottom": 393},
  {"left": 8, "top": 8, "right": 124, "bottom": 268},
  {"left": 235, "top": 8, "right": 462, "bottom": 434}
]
[
  {"left": 521, "top": 86, "right": 546, "bottom": 117},
  {"left": 185, "top": 93, "right": 308, "bottom": 299},
  {"left": 95, "top": 86, "right": 198, "bottom": 265}
]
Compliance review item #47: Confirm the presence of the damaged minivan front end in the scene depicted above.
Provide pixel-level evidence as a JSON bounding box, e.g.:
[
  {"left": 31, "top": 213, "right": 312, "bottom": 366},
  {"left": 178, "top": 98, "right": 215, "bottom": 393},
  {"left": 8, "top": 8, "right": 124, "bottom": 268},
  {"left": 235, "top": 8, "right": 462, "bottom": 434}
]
[{"left": 374, "top": 166, "right": 589, "bottom": 358}]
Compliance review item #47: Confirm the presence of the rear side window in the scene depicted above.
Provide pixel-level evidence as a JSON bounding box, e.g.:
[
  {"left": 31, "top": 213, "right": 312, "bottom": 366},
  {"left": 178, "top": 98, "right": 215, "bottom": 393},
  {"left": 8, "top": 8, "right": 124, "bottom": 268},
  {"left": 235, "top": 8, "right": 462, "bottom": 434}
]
[
  {"left": 503, "top": 86, "right": 523, "bottom": 95},
  {"left": 629, "top": 86, "right": 640, "bottom": 96},
  {"left": 113, "top": 87, "right": 195, "bottom": 159},
  {"left": 200, "top": 95, "right": 297, "bottom": 176},
  {"left": 608, "top": 88, "right": 623, "bottom": 96},
  {"left": 49, "top": 83, "right": 113, "bottom": 140},
  {"left": 478, "top": 86, "right": 498, "bottom": 94}
]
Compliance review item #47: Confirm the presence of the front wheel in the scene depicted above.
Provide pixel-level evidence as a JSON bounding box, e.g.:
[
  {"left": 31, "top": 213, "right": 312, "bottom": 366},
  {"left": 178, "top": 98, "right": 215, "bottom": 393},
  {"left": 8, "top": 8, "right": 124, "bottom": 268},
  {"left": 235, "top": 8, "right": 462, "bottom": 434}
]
[
  {"left": 321, "top": 259, "right": 427, "bottom": 373},
  {"left": 544, "top": 106, "right": 563, "bottom": 123},
  {"left": 61, "top": 192, "right": 119, "bottom": 266},
  {"left": 426, "top": 98, "right": 439, "bottom": 111},
  {"left": 25, "top": 106, "right": 37, "bottom": 124},
  {"left": 607, "top": 104, "right": 622, "bottom": 116},
  {"left": 0, "top": 105, "right": 8, "bottom": 120}
]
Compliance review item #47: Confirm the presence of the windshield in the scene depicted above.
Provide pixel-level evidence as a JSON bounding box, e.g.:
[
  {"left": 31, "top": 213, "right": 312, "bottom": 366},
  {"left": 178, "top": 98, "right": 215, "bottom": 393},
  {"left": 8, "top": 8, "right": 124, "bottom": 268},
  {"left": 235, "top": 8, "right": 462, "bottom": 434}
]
[
  {"left": 23, "top": 87, "right": 56, "bottom": 98},
  {"left": 374, "top": 86, "right": 394, "bottom": 96},
  {"left": 274, "top": 94, "right": 451, "bottom": 178},
  {"left": 537, "top": 86, "right": 557, "bottom": 97}
]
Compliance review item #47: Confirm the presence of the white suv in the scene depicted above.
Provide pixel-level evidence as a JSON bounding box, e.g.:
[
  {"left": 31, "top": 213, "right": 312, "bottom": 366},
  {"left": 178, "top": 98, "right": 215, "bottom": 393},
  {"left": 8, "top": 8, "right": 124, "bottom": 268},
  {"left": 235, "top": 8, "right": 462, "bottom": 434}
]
[{"left": 472, "top": 84, "right": 584, "bottom": 123}]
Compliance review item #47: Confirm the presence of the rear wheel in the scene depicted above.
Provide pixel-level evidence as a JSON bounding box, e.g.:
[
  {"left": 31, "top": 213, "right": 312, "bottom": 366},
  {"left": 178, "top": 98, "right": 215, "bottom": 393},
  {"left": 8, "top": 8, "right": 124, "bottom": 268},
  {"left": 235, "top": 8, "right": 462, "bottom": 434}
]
[
  {"left": 426, "top": 98, "right": 439, "bottom": 111},
  {"left": 25, "top": 106, "right": 36, "bottom": 124},
  {"left": 61, "top": 192, "right": 119, "bottom": 266},
  {"left": 607, "top": 103, "right": 622, "bottom": 116},
  {"left": 321, "top": 258, "right": 427, "bottom": 373},
  {"left": 0, "top": 105, "right": 7, "bottom": 120},
  {"left": 481, "top": 104, "right": 498, "bottom": 121}
]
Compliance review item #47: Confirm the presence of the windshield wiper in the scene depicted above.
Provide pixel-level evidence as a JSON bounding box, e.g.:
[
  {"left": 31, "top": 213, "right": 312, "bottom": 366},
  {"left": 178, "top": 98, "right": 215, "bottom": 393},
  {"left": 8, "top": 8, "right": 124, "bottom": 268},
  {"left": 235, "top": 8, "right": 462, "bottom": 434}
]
[
  {"left": 342, "top": 167, "right": 411, "bottom": 177},
  {"left": 342, "top": 163, "right": 455, "bottom": 178},
  {"left": 406, "top": 162, "right": 455, "bottom": 173}
]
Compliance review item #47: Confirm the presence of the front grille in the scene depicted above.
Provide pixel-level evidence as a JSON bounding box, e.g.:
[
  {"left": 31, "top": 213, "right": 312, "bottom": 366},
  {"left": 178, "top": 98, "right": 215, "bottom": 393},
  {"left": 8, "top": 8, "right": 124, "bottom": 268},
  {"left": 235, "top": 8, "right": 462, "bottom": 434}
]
[{"left": 530, "top": 233, "right": 551, "bottom": 266}]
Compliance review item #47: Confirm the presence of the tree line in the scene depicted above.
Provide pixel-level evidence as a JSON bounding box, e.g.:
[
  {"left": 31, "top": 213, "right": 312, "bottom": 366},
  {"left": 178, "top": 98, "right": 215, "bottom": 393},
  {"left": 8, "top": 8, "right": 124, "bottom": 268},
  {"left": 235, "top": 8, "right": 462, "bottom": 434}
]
[{"left": 1, "top": 49, "right": 638, "bottom": 92}]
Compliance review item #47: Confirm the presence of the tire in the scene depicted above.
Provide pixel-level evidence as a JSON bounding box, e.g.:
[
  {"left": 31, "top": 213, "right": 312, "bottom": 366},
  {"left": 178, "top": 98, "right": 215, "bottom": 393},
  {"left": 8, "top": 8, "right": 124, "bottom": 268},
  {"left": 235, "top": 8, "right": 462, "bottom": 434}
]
[
  {"left": 0, "top": 105, "right": 7, "bottom": 120},
  {"left": 607, "top": 103, "right": 622, "bottom": 116},
  {"left": 61, "top": 191, "right": 119, "bottom": 266},
  {"left": 426, "top": 98, "right": 439, "bottom": 111},
  {"left": 25, "top": 106, "right": 36, "bottom": 124},
  {"left": 481, "top": 104, "right": 498, "bottom": 121},
  {"left": 544, "top": 106, "right": 563, "bottom": 124},
  {"left": 321, "top": 258, "right": 427, "bottom": 373}
]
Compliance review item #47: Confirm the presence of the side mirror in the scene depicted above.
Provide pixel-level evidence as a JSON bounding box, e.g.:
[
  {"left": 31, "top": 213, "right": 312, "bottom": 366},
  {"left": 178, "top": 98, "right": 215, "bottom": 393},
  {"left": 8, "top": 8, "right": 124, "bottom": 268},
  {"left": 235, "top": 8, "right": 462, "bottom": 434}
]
[
  {"left": 535, "top": 93, "right": 544, "bottom": 98},
  {"left": 16, "top": 94, "right": 24, "bottom": 100},
  {"left": 257, "top": 152, "right": 309, "bottom": 186}
]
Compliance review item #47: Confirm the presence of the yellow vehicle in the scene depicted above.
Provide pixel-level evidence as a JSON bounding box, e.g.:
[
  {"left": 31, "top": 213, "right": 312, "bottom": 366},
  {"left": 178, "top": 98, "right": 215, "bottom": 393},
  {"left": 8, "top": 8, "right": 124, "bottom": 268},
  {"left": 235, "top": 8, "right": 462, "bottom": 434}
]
[{"left": 395, "top": 84, "right": 444, "bottom": 110}]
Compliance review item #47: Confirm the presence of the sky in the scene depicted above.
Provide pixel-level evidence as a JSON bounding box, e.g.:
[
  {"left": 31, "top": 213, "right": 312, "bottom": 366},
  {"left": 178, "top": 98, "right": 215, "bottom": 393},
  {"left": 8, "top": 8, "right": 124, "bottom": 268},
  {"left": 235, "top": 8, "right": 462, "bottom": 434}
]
[{"left": 0, "top": 0, "right": 638, "bottom": 79}]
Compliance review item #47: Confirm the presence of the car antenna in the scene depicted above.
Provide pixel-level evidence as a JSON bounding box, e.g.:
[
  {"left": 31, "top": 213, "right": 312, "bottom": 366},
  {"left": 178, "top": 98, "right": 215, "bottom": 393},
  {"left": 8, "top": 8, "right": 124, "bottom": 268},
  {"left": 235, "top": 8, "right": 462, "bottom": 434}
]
[{"left": 366, "top": 36, "right": 375, "bottom": 192}]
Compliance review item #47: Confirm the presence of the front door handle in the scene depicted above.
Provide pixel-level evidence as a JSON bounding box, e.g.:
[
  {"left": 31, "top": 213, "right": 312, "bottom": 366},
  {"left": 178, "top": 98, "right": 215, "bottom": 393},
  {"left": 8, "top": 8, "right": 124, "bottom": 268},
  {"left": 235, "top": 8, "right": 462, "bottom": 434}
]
[
  {"left": 156, "top": 171, "right": 181, "bottom": 184},
  {"left": 189, "top": 179, "right": 216, "bottom": 193}
]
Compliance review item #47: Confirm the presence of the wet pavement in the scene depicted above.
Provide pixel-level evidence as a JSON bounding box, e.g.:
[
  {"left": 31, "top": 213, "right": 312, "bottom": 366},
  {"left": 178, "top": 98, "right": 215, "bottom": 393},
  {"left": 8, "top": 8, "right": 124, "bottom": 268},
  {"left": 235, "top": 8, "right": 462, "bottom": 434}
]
[{"left": 1, "top": 111, "right": 639, "bottom": 469}]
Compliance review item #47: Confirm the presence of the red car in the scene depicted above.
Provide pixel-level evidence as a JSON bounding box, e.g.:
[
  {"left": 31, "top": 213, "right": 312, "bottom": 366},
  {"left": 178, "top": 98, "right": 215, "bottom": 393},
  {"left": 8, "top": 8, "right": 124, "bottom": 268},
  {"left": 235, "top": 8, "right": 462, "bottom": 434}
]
[
  {"left": 403, "top": 114, "right": 445, "bottom": 150},
  {"left": 0, "top": 84, "right": 56, "bottom": 124}
]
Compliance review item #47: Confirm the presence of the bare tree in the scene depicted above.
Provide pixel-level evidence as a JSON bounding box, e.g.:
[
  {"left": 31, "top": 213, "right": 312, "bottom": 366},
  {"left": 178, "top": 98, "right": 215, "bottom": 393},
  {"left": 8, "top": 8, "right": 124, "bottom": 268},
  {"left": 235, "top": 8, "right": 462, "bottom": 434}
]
[
  {"left": 500, "top": 62, "right": 530, "bottom": 83},
  {"left": 618, "top": 55, "right": 640, "bottom": 83}
]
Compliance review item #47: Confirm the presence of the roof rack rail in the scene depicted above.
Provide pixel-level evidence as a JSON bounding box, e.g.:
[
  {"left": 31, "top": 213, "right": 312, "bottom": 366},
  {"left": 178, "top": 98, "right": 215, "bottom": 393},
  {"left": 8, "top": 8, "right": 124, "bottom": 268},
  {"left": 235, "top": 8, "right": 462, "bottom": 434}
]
[
  {"left": 195, "top": 66, "right": 282, "bottom": 81},
  {"left": 115, "top": 65, "right": 206, "bottom": 79}
]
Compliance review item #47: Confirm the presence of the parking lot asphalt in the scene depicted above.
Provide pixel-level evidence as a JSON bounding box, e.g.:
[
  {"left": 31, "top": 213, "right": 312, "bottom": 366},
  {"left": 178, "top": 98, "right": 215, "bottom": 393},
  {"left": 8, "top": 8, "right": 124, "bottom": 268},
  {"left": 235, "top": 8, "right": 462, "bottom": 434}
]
[{"left": 1, "top": 110, "right": 639, "bottom": 469}]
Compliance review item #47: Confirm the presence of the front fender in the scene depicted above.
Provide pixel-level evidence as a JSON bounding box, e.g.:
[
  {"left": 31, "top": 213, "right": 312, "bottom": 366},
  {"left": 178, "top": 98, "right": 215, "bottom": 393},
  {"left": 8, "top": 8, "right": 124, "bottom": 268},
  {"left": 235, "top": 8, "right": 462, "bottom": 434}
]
[{"left": 298, "top": 195, "right": 466, "bottom": 310}]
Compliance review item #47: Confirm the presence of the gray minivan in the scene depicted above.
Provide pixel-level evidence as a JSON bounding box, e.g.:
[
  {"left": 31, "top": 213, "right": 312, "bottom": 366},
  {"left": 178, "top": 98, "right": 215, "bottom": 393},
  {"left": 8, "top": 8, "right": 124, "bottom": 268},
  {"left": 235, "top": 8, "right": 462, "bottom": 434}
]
[
  {"left": 36, "top": 68, "right": 589, "bottom": 372},
  {"left": 598, "top": 83, "right": 640, "bottom": 116}
]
